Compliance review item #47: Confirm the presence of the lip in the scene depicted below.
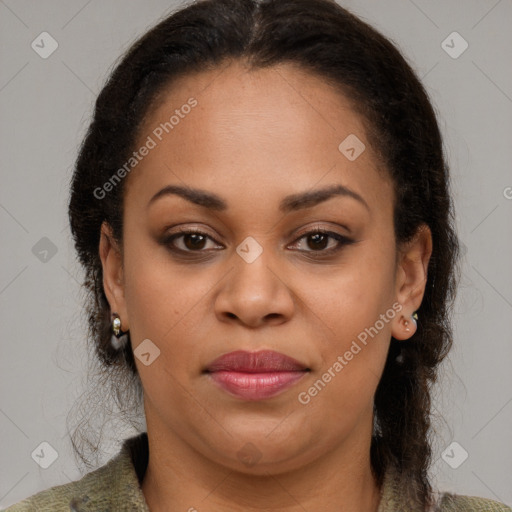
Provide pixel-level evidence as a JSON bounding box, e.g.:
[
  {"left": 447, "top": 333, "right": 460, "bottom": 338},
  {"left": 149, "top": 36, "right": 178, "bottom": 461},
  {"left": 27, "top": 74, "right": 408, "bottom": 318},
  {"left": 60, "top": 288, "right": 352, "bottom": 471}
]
[
  {"left": 204, "top": 350, "right": 310, "bottom": 401},
  {"left": 205, "top": 350, "right": 309, "bottom": 373}
]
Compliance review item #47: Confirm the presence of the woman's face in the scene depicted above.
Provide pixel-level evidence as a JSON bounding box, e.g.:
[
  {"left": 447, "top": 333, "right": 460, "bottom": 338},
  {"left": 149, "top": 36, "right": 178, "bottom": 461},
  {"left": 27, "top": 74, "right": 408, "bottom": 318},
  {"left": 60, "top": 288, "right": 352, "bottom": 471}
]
[{"left": 101, "top": 61, "right": 430, "bottom": 473}]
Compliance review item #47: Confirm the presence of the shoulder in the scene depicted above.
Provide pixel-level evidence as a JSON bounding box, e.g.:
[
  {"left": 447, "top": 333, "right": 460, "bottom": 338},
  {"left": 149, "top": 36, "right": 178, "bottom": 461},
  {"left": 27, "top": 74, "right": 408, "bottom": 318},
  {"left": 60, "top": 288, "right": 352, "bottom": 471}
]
[
  {"left": 438, "top": 492, "right": 512, "bottom": 512},
  {"left": 2, "top": 454, "right": 121, "bottom": 511},
  {"left": 378, "top": 465, "right": 511, "bottom": 512},
  {"left": 2, "top": 434, "right": 150, "bottom": 511}
]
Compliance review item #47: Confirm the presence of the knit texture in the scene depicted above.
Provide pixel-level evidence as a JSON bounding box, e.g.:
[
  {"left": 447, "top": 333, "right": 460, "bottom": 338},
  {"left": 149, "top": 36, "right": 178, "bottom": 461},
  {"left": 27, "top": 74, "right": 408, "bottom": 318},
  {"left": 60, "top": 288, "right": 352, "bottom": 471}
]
[{"left": 4, "top": 433, "right": 511, "bottom": 511}]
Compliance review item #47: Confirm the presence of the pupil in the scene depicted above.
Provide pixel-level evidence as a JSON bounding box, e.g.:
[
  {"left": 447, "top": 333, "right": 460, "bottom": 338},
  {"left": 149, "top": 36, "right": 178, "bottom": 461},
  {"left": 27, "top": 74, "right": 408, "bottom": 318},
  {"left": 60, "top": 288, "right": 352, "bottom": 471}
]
[
  {"left": 308, "top": 233, "right": 328, "bottom": 250},
  {"left": 185, "top": 234, "right": 205, "bottom": 250},
  {"left": 182, "top": 233, "right": 329, "bottom": 251}
]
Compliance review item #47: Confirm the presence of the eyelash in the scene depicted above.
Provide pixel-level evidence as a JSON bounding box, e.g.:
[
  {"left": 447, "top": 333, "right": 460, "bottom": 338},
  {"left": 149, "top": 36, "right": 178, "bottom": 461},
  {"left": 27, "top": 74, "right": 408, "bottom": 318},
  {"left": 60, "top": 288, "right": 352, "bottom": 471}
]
[{"left": 162, "top": 226, "right": 355, "bottom": 259}]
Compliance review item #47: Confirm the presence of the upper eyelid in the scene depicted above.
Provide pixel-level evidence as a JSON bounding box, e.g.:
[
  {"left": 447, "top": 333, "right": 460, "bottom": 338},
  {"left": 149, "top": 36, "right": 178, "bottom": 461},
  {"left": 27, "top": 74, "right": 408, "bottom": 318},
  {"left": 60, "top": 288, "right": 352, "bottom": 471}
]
[
  {"left": 166, "top": 227, "right": 351, "bottom": 248},
  {"left": 293, "top": 224, "right": 349, "bottom": 238},
  {"left": 166, "top": 220, "right": 350, "bottom": 237}
]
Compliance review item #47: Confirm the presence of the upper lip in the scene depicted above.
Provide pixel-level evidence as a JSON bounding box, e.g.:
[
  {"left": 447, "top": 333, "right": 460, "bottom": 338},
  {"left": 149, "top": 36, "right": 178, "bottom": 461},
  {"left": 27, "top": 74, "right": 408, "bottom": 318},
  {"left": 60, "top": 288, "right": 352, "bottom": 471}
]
[{"left": 204, "top": 350, "right": 310, "bottom": 373}]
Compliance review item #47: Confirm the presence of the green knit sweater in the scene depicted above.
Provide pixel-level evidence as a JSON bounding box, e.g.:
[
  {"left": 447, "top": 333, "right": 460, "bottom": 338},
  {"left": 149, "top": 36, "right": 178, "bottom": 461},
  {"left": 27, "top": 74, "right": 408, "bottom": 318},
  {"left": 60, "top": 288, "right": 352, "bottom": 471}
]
[{"left": 3, "top": 433, "right": 511, "bottom": 511}]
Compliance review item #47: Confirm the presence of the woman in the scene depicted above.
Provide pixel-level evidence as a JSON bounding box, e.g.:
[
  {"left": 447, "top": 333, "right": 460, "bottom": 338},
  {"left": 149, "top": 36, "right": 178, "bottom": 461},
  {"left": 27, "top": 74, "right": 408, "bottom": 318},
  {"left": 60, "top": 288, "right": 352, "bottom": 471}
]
[{"left": 5, "top": 0, "right": 510, "bottom": 510}]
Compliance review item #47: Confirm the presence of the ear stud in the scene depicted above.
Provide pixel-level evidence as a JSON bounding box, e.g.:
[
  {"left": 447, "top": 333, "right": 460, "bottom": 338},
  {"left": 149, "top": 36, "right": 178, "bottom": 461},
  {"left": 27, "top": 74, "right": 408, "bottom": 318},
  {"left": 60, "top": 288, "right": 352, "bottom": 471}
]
[
  {"left": 111, "top": 312, "right": 128, "bottom": 350},
  {"left": 403, "top": 312, "right": 418, "bottom": 332}
]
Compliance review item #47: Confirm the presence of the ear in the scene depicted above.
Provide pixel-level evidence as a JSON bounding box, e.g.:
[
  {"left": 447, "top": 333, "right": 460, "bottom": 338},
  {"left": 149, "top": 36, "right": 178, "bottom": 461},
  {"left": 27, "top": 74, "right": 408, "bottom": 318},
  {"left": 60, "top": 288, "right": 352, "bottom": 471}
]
[
  {"left": 391, "top": 223, "right": 432, "bottom": 340},
  {"left": 99, "top": 221, "right": 129, "bottom": 330}
]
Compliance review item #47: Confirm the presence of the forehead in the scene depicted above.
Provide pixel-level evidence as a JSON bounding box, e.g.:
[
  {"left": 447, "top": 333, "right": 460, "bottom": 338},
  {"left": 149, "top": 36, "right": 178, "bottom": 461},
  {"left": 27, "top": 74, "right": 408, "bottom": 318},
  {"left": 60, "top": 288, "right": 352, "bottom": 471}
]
[{"left": 125, "top": 60, "right": 392, "bottom": 215}]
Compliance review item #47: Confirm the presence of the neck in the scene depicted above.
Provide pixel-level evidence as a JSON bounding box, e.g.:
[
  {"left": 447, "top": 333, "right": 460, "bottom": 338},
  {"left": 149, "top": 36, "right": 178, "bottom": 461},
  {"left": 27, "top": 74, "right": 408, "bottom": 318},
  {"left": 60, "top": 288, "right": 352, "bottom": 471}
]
[{"left": 141, "top": 413, "right": 382, "bottom": 512}]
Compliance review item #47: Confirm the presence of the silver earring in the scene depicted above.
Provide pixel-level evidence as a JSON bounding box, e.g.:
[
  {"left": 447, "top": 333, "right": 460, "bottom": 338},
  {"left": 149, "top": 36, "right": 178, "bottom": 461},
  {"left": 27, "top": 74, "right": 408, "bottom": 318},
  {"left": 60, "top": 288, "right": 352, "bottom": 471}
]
[{"left": 111, "top": 312, "right": 128, "bottom": 350}]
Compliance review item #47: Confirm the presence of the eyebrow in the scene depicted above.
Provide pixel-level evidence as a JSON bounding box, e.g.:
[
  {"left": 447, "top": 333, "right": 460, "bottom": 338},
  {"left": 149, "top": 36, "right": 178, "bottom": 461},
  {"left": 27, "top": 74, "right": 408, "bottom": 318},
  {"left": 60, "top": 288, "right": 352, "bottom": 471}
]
[{"left": 147, "top": 183, "right": 370, "bottom": 213}]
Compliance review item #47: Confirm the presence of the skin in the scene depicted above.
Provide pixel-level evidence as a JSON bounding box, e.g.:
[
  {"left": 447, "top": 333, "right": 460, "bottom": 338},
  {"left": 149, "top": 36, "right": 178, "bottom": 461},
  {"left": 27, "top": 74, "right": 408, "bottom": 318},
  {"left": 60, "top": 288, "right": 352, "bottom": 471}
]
[{"left": 99, "top": 60, "right": 432, "bottom": 512}]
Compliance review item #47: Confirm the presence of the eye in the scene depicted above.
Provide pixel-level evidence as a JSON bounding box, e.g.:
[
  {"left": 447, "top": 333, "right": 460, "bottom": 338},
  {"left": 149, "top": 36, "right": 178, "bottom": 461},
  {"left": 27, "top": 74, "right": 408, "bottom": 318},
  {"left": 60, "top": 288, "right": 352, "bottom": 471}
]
[
  {"left": 289, "top": 228, "right": 355, "bottom": 255},
  {"left": 163, "top": 228, "right": 223, "bottom": 253},
  {"left": 161, "top": 226, "right": 355, "bottom": 258}
]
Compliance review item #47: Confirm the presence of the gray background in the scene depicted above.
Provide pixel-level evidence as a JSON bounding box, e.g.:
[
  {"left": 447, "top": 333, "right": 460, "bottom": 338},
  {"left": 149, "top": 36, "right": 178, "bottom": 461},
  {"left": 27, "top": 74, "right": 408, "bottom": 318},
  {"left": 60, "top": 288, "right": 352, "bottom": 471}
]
[{"left": 1, "top": 0, "right": 511, "bottom": 508}]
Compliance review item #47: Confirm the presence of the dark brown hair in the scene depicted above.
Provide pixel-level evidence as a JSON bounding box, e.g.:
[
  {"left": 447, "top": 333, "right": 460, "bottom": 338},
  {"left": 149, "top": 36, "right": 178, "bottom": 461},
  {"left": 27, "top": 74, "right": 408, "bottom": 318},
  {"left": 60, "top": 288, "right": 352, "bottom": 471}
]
[{"left": 67, "top": 0, "right": 460, "bottom": 508}]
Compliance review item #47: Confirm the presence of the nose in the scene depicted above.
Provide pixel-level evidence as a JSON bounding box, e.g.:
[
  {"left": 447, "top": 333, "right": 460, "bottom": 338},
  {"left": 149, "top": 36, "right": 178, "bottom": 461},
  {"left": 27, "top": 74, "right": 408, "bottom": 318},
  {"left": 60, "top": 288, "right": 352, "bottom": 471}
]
[{"left": 214, "top": 246, "right": 295, "bottom": 328}]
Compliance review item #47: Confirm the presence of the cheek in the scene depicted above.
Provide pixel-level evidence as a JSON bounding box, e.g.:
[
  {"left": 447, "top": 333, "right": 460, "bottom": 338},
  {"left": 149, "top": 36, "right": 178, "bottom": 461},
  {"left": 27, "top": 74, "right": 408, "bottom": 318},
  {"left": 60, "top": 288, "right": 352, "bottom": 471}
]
[
  {"left": 298, "top": 249, "right": 396, "bottom": 407},
  {"left": 304, "top": 250, "right": 396, "bottom": 344},
  {"left": 307, "top": 281, "right": 392, "bottom": 376},
  {"left": 122, "top": 252, "right": 208, "bottom": 411},
  {"left": 122, "top": 240, "right": 201, "bottom": 359},
  {"left": 122, "top": 237, "right": 235, "bottom": 383}
]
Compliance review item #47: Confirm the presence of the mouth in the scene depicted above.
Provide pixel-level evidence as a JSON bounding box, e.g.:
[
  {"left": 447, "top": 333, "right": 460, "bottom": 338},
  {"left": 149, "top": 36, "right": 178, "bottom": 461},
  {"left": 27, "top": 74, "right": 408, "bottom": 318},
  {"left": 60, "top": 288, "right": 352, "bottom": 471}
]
[{"left": 203, "top": 350, "right": 310, "bottom": 401}]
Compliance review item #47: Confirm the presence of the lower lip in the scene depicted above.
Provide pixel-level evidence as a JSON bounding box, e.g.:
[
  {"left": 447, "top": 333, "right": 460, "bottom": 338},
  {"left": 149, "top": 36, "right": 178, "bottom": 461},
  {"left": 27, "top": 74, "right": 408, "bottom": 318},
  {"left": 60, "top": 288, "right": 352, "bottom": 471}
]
[{"left": 207, "top": 370, "right": 307, "bottom": 400}]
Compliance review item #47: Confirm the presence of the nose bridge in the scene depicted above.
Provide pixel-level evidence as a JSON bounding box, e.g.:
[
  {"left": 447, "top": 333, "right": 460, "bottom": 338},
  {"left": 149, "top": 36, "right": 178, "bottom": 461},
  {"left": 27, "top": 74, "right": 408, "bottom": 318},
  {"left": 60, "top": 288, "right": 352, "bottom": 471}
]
[
  {"left": 231, "top": 236, "right": 280, "bottom": 298},
  {"left": 214, "top": 236, "right": 294, "bottom": 326}
]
